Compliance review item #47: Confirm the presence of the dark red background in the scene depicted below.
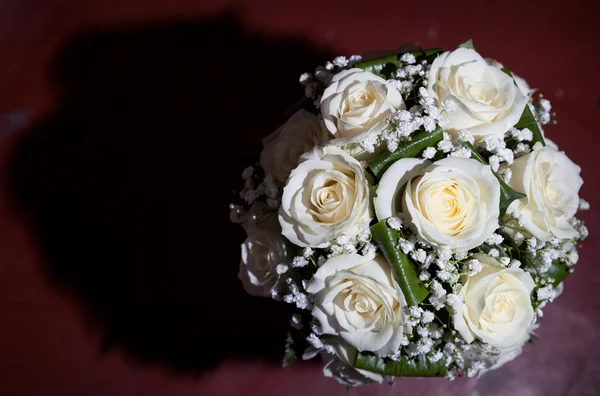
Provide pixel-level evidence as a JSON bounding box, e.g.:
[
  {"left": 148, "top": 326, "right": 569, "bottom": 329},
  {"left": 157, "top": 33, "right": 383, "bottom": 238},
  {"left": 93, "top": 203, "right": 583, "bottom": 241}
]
[{"left": 0, "top": 1, "right": 599, "bottom": 395}]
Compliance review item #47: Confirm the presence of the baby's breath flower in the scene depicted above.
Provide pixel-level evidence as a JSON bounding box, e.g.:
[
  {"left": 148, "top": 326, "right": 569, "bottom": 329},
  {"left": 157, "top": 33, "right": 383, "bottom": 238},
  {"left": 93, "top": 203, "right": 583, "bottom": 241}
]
[
  {"left": 454, "top": 250, "right": 469, "bottom": 261},
  {"left": 481, "top": 135, "right": 505, "bottom": 153},
  {"left": 362, "top": 242, "right": 376, "bottom": 256},
  {"left": 400, "top": 53, "right": 416, "bottom": 64},
  {"left": 497, "top": 148, "right": 514, "bottom": 165},
  {"left": 303, "top": 247, "right": 314, "bottom": 258},
  {"left": 437, "top": 270, "right": 452, "bottom": 282},
  {"left": 343, "top": 244, "right": 357, "bottom": 254},
  {"left": 437, "top": 140, "right": 454, "bottom": 153},
  {"left": 431, "top": 280, "right": 446, "bottom": 297},
  {"left": 332, "top": 56, "right": 348, "bottom": 67},
  {"left": 336, "top": 235, "right": 352, "bottom": 245},
  {"left": 442, "top": 99, "right": 457, "bottom": 113},
  {"left": 465, "top": 258, "right": 482, "bottom": 276},
  {"left": 457, "top": 129, "right": 475, "bottom": 145},
  {"left": 357, "top": 227, "right": 371, "bottom": 244},
  {"left": 421, "top": 310, "right": 435, "bottom": 324},
  {"left": 399, "top": 238, "right": 414, "bottom": 254},
  {"left": 412, "top": 249, "right": 427, "bottom": 263},
  {"left": 446, "top": 293, "right": 462, "bottom": 309},
  {"left": 408, "top": 306, "right": 423, "bottom": 318},
  {"left": 360, "top": 134, "right": 379, "bottom": 154},
  {"left": 513, "top": 232, "right": 525, "bottom": 245},
  {"left": 422, "top": 146, "right": 437, "bottom": 159},
  {"left": 387, "top": 216, "right": 403, "bottom": 231},
  {"left": 488, "top": 248, "right": 500, "bottom": 258},
  {"left": 537, "top": 285, "right": 557, "bottom": 302},
  {"left": 276, "top": 264, "right": 289, "bottom": 275},
  {"left": 488, "top": 155, "right": 500, "bottom": 172},
  {"left": 430, "top": 350, "right": 443, "bottom": 362},
  {"left": 567, "top": 248, "right": 579, "bottom": 266},
  {"left": 527, "top": 236, "right": 537, "bottom": 251},
  {"left": 422, "top": 116, "right": 436, "bottom": 132},
  {"left": 299, "top": 72, "right": 311, "bottom": 84},
  {"left": 513, "top": 142, "right": 531, "bottom": 157},
  {"left": 486, "top": 233, "right": 503, "bottom": 245},
  {"left": 348, "top": 54, "right": 362, "bottom": 65},
  {"left": 306, "top": 333, "right": 324, "bottom": 349},
  {"left": 329, "top": 245, "right": 343, "bottom": 257},
  {"left": 449, "top": 146, "right": 472, "bottom": 158},
  {"left": 292, "top": 256, "right": 309, "bottom": 268},
  {"left": 539, "top": 98, "right": 552, "bottom": 111}
]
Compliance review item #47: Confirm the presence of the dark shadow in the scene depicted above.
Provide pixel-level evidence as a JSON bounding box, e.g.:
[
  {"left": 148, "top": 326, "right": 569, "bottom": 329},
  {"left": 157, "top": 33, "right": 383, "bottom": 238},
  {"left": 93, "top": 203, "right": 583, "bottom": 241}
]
[{"left": 7, "top": 14, "right": 331, "bottom": 373}]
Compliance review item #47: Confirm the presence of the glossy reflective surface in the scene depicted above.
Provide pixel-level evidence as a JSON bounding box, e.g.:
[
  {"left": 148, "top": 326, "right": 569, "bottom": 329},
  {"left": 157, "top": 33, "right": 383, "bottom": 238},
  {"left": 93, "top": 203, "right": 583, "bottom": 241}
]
[{"left": 0, "top": 1, "right": 598, "bottom": 395}]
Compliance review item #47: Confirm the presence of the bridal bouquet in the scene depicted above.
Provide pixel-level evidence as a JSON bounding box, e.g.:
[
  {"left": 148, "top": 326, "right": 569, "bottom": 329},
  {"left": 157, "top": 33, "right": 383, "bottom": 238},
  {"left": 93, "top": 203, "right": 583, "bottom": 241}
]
[{"left": 230, "top": 40, "right": 588, "bottom": 387}]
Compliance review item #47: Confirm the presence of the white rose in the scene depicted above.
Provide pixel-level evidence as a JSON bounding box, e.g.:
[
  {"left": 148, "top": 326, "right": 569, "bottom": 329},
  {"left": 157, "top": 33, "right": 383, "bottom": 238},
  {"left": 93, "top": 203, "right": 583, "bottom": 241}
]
[
  {"left": 238, "top": 218, "right": 289, "bottom": 297},
  {"left": 320, "top": 68, "right": 404, "bottom": 152},
  {"left": 374, "top": 157, "right": 500, "bottom": 250},
  {"left": 279, "top": 146, "right": 371, "bottom": 247},
  {"left": 321, "top": 342, "right": 384, "bottom": 387},
  {"left": 508, "top": 143, "right": 583, "bottom": 241},
  {"left": 260, "top": 109, "right": 330, "bottom": 182},
  {"left": 452, "top": 254, "right": 535, "bottom": 349},
  {"left": 427, "top": 48, "right": 528, "bottom": 139},
  {"left": 485, "top": 58, "right": 533, "bottom": 97},
  {"left": 306, "top": 252, "right": 406, "bottom": 356}
]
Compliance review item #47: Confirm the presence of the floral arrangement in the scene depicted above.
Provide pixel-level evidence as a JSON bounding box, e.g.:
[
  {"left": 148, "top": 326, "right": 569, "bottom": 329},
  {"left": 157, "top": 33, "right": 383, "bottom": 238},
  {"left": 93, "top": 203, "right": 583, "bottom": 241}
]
[{"left": 230, "top": 40, "right": 588, "bottom": 387}]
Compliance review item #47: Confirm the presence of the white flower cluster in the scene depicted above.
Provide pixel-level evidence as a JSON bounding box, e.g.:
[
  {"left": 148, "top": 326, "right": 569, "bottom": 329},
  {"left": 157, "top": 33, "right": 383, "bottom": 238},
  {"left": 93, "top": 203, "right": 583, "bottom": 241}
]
[
  {"left": 535, "top": 97, "right": 554, "bottom": 125},
  {"left": 231, "top": 41, "right": 589, "bottom": 388},
  {"left": 230, "top": 166, "right": 282, "bottom": 226},
  {"left": 321, "top": 224, "right": 375, "bottom": 258},
  {"left": 299, "top": 55, "right": 363, "bottom": 107},
  {"left": 282, "top": 277, "right": 312, "bottom": 310},
  {"left": 378, "top": 86, "right": 447, "bottom": 153},
  {"left": 391, "top": 305, "right": 443, "bottom": 362},
  {"left": 442, "top": 338, "right": 506, "bottom": 379}
]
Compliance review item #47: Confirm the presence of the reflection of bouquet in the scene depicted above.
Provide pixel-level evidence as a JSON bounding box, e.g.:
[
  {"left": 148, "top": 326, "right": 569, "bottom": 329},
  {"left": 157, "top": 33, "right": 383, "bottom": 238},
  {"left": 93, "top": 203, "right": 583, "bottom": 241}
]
[{"left": 230, "top": 40, "right": 588, "bottom": 387}]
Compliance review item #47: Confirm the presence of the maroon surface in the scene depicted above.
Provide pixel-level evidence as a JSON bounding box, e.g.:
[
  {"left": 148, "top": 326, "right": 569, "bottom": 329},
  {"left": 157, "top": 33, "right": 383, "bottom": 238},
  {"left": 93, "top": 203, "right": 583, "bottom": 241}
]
[{"left": 0, "top": 1, "right": 599, "bottom": 395}]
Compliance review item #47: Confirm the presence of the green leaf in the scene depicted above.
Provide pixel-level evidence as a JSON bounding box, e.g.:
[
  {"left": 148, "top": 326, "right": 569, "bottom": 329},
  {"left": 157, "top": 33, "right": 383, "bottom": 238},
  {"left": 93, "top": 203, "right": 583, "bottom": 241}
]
[
  {"left": 368, "top": 127, "right": 443, "bottom": 179},
  {"left": 370, "top": 221, "right": 429, "bottom": 306},
  {"left": 463, "top": 142, "right": 526, "bottom": 219},
  {"left": 411, "top": 48, "right": 444, "bottom": 63},
  {"left": 354, "top": 352, "right": 447, "bottom": 377},
  {"left": 354, "top": 55, "right": 401, "bottom": 77},
  {"left": 500, "top": 68, "right": 545, "bottom": 147},
  {"left": 458, "top": 39, "right": 475, "bottom": 50},
  {"left": 354, "top": 48, "right": 444, "bottom": 78},
  {"left": 480, "top": 243, "right": 509, "bottom": 259},
  {"left": 282, "top": 332, "right": 297, "bottom": 367},
  {"left": 545, "top": 260, "right": 571, "bottom": 287},
  {"left": 514, "top": 104, "right": 546, "bottom": 147},
  {"left": 498, "top": 229, "right": 524, "bottom": 261},
  {"left": 498, "top": 182, "right": 526, "bottom": 221},
  {"left": 463, "top": 141, "right": 486, "bottom": 164},
  {"left": 523, "top": 259, "right": 571, "bottom": 310},
  {"left": 522, "top": 253, "right": 571, "bottom": 289}
]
